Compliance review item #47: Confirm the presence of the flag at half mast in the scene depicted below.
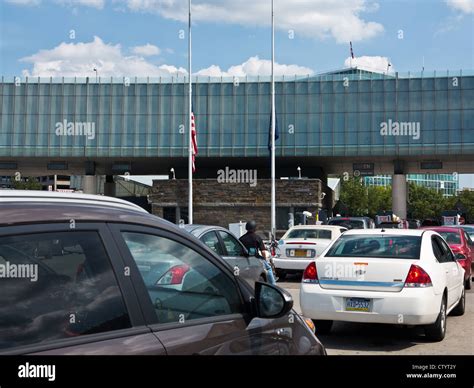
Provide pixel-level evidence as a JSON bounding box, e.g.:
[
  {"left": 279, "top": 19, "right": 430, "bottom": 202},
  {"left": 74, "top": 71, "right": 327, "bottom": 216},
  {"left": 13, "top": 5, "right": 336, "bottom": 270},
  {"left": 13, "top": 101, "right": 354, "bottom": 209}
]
[{"left": 191, "top": 108, "right": 198, "bottom": 172}]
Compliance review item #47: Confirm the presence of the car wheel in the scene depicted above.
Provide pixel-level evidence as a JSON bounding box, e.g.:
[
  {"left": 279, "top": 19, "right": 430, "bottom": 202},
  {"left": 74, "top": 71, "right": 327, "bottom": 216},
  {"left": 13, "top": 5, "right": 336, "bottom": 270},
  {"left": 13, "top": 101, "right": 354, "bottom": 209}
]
[
  {"left": 276, "top": 270, "right": 286, "bottom": 281},
  {"left": 465, "top": 277, "right": 471, "bottom": 290},
  {"left": 312, "top": 320, "right": 333, "bottom": 335},
  {"left": 425, "top": 296, "right": 447, "bottom": 342},
  {"left": 451, "top": 286, "right": 466, "bottom": 316}
]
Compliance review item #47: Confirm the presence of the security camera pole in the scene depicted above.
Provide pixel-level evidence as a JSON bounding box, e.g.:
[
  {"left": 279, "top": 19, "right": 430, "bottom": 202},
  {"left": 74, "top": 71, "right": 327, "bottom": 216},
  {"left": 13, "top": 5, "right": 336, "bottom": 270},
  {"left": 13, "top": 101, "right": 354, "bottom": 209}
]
[{"left": 270, "top": 0, "right": 276, "bottom": 237}]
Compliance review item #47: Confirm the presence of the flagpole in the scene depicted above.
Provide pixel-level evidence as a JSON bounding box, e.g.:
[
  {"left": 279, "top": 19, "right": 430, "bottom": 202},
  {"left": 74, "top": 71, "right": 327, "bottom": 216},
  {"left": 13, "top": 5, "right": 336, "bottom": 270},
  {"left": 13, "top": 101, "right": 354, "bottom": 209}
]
[
  {"left": 270, "top": 0, "right": 276, "bottom": 237},
  {"left": 188, "top": 0, "right": 193, "bottom": 224}
]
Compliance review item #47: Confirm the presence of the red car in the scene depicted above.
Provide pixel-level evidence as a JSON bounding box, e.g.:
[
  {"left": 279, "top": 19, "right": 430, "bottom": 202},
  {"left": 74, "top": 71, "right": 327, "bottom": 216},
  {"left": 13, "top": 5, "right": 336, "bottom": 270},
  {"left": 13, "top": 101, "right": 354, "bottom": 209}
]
[{"left": 422, "top": 226, "right": 473, "bottom": 290}]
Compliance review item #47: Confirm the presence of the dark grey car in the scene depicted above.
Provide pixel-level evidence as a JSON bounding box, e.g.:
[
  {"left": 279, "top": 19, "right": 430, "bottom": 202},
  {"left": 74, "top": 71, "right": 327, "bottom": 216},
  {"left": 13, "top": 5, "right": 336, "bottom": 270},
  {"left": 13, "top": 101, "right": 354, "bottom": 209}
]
[
  {"left": 327, "top": 216, "right": 375, "bottom": 229},
  {"left": 0, "top": 191, "right": 325, "bottom": 355},
  {"left": 183, "top": 225, "right": 267, "bottom": 286}
]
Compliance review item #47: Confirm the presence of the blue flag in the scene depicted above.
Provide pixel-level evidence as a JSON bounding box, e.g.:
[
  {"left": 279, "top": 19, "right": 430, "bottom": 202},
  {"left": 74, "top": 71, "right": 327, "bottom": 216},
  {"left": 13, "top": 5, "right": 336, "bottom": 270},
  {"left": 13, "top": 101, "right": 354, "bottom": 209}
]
[{"left": 268, "top": 112, "right": 279, "bottom": 153}]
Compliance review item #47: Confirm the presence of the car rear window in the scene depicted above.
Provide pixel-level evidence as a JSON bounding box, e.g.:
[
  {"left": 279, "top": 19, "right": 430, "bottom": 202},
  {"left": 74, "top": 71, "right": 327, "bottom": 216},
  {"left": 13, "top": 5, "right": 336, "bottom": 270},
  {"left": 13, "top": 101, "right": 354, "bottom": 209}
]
[
  {"left": 438, "top": 231, "right": 461, "bottom": 245},
  {"left": 328, "top": 219, "right": 365, "bottom": 229},
  {"left": 285, "top": 229, "right": 332, "bottom": 239},
  {"left": 326, "top": 235, "right": 422, "bottom": 259}
]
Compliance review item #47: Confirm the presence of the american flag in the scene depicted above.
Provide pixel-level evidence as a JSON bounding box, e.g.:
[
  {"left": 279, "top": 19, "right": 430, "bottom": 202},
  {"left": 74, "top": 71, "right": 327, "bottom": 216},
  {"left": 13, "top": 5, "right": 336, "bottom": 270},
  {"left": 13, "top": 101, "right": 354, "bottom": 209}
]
[
  {"left": 191, "top": 110, "right": 198, "bottom": 172},
  {"left": 350, "top": 41, "right": 354, "bottom": 59}
]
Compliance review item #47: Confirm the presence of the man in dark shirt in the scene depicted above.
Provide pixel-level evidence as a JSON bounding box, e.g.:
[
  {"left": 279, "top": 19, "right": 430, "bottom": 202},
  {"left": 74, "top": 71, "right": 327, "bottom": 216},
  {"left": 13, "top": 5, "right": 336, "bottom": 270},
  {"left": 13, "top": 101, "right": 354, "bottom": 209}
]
[{"left": 239, "top": 221, "right": 276, "bottom": 284}]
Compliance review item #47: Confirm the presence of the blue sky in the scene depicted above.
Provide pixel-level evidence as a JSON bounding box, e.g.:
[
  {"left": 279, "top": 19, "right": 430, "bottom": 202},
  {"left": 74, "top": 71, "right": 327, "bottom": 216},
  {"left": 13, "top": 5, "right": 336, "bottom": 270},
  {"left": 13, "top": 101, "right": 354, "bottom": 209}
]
[
  {"left": 1, "top": 0, "right": 473, "bottom": 77},
  {"left": 1, "top": 0, "right": 473, "bottom": 187}
]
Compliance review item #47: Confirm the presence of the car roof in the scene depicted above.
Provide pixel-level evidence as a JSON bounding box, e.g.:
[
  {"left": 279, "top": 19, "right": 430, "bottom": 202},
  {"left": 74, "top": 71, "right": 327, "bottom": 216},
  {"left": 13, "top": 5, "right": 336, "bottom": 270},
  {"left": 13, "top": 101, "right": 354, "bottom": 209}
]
[
  {"left": 0, "top": 190, "right": 179, "bottom": 231},
  {"left": 0, "top": 190, "right": 147, "bottom": 213},
  {"left": 183, "top": 224, "right": 233, "bottom": 237},
  {"left": 421, "top": 226, "right": 462, "bottom": 233},
  {"left": 343, "top": 228, "right": 426, "bottom": 236},
  {"left": 330, "top": 217, "right": 370, "bottom": 220},
  {"left": 288, "top": 225, "right": 346, "bottom": 230}
]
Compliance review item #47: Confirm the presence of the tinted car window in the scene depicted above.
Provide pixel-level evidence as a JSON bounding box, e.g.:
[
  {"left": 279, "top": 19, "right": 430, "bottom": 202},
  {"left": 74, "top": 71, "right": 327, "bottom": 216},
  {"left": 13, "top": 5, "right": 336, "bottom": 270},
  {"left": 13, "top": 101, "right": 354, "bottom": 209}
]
[
  {"left": 463, "top": 231, "right": 473, "bottom": 246},
  {"left": 326, "top": 235, "right": 421, "bottom": 259},
  {"left": 200, "top": 232, "right": 225, "bottom": 255},
  {"left": 328, "top": 219, "right": 365, "bottom": 229},
  {"left": 0, "top": 231, "right": 131, "bottom": 351},
  {"left": 431, "top": 237, "right": 444, "bottom": 262},
  {"left": 218, "top": 231, "right": 244, "bottom": 256},
  {"left": 438, "top": 231, "right": 461, "bottom": 245},
  {"left": 286, "top": 229, "right": 332, "bottom": 239},
  {"left": 122, "top": 232, "right": 242, "bottom": 325},
  {"left": 437, "top": 237, "right": 455, "bottom": 262}
]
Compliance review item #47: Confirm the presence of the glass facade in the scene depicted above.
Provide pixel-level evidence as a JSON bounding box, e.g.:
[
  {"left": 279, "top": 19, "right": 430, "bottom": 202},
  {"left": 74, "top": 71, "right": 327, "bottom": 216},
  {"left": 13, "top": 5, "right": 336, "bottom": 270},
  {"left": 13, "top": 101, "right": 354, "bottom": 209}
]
[
  {"left": 0, "top": 70, "right": 473, "bottom": 158},
  {"left": 364, "top": 173, "right": 459, "bottom": 197}
]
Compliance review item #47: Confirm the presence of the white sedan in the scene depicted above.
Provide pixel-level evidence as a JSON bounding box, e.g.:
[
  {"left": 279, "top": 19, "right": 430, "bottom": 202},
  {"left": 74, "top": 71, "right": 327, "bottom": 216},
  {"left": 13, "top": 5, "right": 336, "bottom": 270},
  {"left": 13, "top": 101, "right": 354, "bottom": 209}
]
[
  {"left": 300, "top": 229, "right": 465, "bottom": 341},
  {"left": 273, "top": 225, "right": 347, "bottom": 280}
]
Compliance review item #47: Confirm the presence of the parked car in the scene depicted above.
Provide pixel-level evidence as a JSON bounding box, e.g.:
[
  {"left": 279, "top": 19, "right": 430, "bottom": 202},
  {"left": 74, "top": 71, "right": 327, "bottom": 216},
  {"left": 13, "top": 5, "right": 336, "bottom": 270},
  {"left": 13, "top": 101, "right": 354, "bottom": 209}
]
[
  {"left": 273, "top": 225, "right": 347, "bottom": 280},
  {"left": 183, "top": 224, "right": 268, "bottom": 286},
  {"left": 300, "top": 229, "right": 465, "bottom": 342},
  {"left": 0, "top": 191, "right": 325, "bottom": 355},
  {"left": 446, "top": 225, "right": 474, "bottom": 240},
  {"left": 327, "top": 216, "right": 374, "bottom": 229},
  {"left": 421, "top": 226, "right": 473, "bottom": 289}
]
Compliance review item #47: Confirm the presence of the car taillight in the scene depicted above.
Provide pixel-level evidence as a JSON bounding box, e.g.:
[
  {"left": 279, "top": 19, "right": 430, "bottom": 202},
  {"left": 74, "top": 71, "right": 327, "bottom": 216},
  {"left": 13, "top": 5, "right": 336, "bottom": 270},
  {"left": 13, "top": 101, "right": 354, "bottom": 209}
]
[
  {"left": 404, "top": 264, "right": 432, "bottom": 288},
  {"left": 157, "top": 264, "right": 190, "bottom": 285},
  {"left": 303, "top": 262, "right": 318, "bottom": 283}
]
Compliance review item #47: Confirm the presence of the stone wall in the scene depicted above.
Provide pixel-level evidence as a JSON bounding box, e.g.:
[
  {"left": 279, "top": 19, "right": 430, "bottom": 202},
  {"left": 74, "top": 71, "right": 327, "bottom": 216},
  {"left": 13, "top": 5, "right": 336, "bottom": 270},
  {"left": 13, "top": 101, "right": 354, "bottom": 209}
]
[{"left": 150, "top": 178, "right": 324, "bottom": 235}]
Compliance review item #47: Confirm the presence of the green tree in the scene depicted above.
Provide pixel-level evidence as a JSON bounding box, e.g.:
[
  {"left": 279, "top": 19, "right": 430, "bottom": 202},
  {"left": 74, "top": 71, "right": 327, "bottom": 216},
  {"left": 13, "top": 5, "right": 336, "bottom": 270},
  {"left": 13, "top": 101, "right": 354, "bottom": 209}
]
[
  {"left": 11, "top": 177, "right": 42, "bottom": 190},
  {"left": 444, "top": 189, "right": 474, "bottom": 223},
  {"left": 339, "top": 177, "right": 368, "bottom": 216},
  {"left": 407, "top": 183, "right": 447, "bottom": 220},
  {"left": 367, "top": 185, "right": 392, "bottom": 218}
]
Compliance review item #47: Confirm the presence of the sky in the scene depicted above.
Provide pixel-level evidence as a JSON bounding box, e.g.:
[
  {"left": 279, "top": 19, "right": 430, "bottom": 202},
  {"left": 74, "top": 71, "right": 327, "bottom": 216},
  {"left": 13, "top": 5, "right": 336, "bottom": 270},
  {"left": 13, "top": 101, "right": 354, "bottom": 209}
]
[{"left": 0, "top": 0, "right": 473, "bottom": 186}]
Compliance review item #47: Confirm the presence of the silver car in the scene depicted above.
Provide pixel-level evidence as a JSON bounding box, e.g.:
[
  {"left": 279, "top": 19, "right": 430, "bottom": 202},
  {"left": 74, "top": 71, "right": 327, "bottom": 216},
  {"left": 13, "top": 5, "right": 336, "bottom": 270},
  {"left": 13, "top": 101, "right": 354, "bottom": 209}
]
[{"left": 184, "top": 225, "right": 268, "bottom": 286}]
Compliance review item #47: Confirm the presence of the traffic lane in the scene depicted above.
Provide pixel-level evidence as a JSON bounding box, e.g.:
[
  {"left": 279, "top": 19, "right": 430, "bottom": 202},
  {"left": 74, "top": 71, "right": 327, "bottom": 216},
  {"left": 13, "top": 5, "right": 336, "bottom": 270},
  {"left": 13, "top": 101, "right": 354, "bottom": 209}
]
[{"left": 278, "top": 277, "right": 474, "bottom": 355}]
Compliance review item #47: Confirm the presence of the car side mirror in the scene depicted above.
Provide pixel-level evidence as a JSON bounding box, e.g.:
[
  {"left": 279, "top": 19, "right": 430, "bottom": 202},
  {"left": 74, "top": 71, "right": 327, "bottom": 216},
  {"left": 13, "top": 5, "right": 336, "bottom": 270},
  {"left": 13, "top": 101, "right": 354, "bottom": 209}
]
[{"left": 254, "top": 282, "right": 293, "bottom": 318}]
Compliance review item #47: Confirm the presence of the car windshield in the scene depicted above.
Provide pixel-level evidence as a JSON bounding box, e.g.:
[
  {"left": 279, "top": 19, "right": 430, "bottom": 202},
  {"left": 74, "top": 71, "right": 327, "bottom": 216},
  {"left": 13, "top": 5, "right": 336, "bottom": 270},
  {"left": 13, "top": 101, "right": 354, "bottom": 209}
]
[
  {"left": 438, "top": 231, "right": 461, "bottom": 245},
  {"left": 328, "top": 219, "right": 365, "bottom": 229},
  {"left": 285, "top": 229, "right": 332, "bottom": 239},
  {"left": 326, "top": 235, "right": 422, "bottom": 259}
]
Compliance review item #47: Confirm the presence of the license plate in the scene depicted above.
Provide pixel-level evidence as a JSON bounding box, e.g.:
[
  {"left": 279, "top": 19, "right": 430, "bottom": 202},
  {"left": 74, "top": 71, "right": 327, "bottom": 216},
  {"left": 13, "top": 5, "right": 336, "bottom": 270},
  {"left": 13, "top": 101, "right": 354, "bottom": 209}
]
[
  {"left": 294, "top": 249, "right": 308, "bottom": 257},
  {"left": 345, "top": 298, "right": 371, "bottom": 312}
]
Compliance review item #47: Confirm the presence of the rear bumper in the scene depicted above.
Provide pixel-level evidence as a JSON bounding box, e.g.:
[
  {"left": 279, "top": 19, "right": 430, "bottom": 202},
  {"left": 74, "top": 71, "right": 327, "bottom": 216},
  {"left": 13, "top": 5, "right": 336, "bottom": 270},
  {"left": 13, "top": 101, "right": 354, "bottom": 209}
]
[
  {"left": 300, "top": 283, "right": 440, "bottom": 325},
  {"left": 273, "top": 257, "right": 312, "bottom": 271}
]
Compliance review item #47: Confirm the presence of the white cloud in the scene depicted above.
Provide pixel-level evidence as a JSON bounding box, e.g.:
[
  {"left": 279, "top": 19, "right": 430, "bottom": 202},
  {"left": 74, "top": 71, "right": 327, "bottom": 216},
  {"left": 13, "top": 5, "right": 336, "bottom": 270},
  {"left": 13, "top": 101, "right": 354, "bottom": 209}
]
[
  {"left": 20, "top": 37, "right": 186, "bottom": 77},
  {"left": 196, "top": 56, "right": 314, "bottom": 77},
  {"left": 20, "top": 38, "right": 313, "bottom": 78},
  {"left": 131, "top": 43, "right": 161, "bottom": 56},
  {"left": 344, "top": 55, "right": 394, "bottom": 73},
  {"left": 124, "top": 0, "right": 384, "bottom": 43},
  {"left": 446, "top": 0, "right": 474, "bottom": 13},
  {"left": 5, "top": 0, "right": 40, "bottom": 5}
]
